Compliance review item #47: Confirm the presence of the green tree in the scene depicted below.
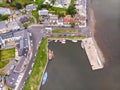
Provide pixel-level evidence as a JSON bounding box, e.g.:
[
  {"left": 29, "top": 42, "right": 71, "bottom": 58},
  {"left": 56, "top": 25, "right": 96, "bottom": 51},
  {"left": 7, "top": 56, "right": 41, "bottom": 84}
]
[
  {"left": 51, "top": 0, "right": 56, "bottom": 5},
  {"left": 70, "top": 22, "right": 75, "bottom": 27},
  {"left": 15, "top": 3, "right": 22, "bottom": 9},
  {"left": 0, "top": 14, "right": 9, "bottom": 21},
  {"left": 67, "top": 4, "right": 76, "bottom": 17}
]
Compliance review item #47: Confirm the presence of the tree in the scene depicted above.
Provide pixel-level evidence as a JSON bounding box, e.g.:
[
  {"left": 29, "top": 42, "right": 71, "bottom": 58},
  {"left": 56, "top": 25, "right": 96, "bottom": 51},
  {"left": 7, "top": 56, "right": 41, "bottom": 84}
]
[
  {"left": 51, "top": 0, "right": 56, "bottom": 5},
  {"left": 70, "top": 22, "right": 75, "bottom": 27},
  {"left": 67, "top": 4, "right": 76, "bottom": 17},
  {"left": 15, "top": 3, "right": 22, "bottom": 9}
]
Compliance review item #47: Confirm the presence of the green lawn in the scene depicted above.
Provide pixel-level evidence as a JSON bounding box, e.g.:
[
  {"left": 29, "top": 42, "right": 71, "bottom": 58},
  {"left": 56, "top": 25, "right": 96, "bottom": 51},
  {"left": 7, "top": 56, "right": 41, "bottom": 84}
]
[
  {"left": 0, "top": 48, "right": 15, "bottom": 69},
  {"left": 31, "top": 10, "right": 39, "bottom": 23},
  {"left": 24, "top": 38, "right": 48, "bottom": 90},
  {"left": 52, "top": 29, "right": 77, "bottom": 33},
  {"left": 49, "top": 35, "right": 87, "bottom": 39}
]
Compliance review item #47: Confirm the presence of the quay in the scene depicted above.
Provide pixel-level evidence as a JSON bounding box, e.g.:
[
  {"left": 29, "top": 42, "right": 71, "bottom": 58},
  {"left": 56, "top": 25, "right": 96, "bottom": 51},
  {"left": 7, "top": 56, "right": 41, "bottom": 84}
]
[{"left": 82, "top": 38, "right": 104, "bottom": 70}]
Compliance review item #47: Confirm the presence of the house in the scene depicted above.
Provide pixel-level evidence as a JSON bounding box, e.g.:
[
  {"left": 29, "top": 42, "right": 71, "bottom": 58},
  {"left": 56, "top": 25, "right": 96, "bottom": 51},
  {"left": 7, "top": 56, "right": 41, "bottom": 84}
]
[
  {"left": 43, "top": 0, "right": 51, "bottom": 4},
  {"left": 76, "top": 5, "right": 86, "bottom": 16},
  {"left": 54, "top": 0, "right": 71, "bottom": 8},
  {"left": 14, "top": 57, "right": 26, "bottom": 73},
  {"left": 26, "top": 4, "right": 37, "bottom": 11},
  {"left": 6, "top": 72, "right": 19, "bottom": 88},
  {"left": 58, "top": 18, "right": 63, "bottom": 26},
  {"left": 0, "top": 30, "right": 30, "bottom": 54},
  {"left": 0, "top": 7, "right": 11, "bottom": 15},
  {"left": 7, "top": 20, "right": 20, "bottom": 31},
  {"left": 19, "top": 16, "right": 29, "bottom": 24},
  {"left": 38, "top": 9, "right": 49, "bottom": 16},
  {"left": 49, "top": 14, "right": 58, "bottom": 25},
  {"left": 63, "top": 15, "right": 74, "bottom": 26},
  {"left": 0, "top": 21, "right": 7, "bottom": 34},
  {"left": 38, "top": 10, "right": 49, "bottom": 23},
  {"left": 74, "top": 14, "right": 86, "bottom": 27}
]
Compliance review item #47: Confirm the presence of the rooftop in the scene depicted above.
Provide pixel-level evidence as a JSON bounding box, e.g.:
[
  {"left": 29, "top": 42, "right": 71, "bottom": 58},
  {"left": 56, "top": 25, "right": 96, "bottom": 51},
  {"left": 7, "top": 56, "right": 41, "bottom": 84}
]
[
  {"left": 14, "top": 57, "right": 26, "bottom": 73},
  {"left": 0, "top": 21, "right": 6, "bottom": 30},
  {"left": 0, "top": 7, "right": 11, "bottom": 15},
  {"left": 6, "top": 72, "right": 19, "bottom": 88},
  {"left": 38, "top": 10, "right": 49, "bottom": 16}
]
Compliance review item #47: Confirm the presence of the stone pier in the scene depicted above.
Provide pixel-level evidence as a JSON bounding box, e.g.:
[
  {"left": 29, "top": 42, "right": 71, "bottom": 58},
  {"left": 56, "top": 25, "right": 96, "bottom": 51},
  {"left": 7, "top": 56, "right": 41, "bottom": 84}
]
[{"left": 82, "top": 38, "right": 104, "bottom": 70}]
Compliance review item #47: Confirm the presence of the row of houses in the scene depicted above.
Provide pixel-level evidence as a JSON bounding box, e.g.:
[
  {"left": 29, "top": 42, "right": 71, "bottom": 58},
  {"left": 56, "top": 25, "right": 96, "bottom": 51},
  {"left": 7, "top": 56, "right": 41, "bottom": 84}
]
[
  {"left": 0, "top": 30, "right": 31, "bottom": 88},
  {"left": 43, "top": 0, "right": 71, "bottom": 8},
  {"left": 0, "top": 20, "right": 20, "bottom": 34},
  {"left": 38, "top": 9, "right": 86, "bottom": 27},
  {"left": 75, "top": 0, "right": 87, "bottom": 27}
]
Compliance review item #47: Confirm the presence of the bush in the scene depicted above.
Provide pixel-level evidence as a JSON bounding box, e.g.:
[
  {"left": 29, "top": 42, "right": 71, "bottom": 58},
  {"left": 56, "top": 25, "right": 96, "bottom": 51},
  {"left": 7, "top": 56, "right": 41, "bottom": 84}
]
[{"left": 0, "top": 14, "right": 9, "bottom": 21}]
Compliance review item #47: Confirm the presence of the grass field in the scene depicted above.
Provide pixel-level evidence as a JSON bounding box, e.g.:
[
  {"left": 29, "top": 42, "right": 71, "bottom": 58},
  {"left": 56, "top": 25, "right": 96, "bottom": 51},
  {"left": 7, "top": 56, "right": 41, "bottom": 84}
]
[
  {"left": 49, "top": 35, "right": 87, "bottom": 39},
  {"left": 52, "top": 29, "right": 77, "bottom": 33},
  {"left": 0, "top": 48, "right": 15, "bottom": 69},
  {"left": 31, "top": 10, "right": 39, "bottom": 23},
  {"left": 24, "top": 38, "right": 48, "bottom": 90}
]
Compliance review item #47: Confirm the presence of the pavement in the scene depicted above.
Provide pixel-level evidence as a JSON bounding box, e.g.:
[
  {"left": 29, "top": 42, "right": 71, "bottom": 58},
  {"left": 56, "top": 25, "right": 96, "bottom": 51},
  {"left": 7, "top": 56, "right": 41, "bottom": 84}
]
[{"left": 82, "top": 38, "right": 104, "bottom": 70}]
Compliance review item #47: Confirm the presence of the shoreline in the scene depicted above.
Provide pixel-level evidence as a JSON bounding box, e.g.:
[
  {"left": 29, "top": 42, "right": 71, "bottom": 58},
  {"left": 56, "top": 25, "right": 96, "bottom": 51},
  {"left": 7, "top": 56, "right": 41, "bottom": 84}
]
[{"left": 89, "top": 6, "right": 106, "bottom": 64}]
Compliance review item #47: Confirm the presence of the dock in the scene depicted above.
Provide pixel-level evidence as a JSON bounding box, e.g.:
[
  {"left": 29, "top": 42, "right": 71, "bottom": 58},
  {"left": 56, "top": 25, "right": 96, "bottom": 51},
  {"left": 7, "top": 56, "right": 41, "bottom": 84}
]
[{"left": 82, "top": 38, "right": 104, "bottom": 70}]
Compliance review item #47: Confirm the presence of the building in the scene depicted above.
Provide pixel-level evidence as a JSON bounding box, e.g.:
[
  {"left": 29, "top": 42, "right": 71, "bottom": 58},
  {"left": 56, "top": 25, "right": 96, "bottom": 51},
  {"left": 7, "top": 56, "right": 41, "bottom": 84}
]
[
  {"left": 43, "top": 0, "right": 51, "bottom": 4},
  {"left": 7, "top": 20, "right": 20, "bottom": 31},
  {"left": 26, "top": 4, "right": 37, "bottom": 11},
  {"left": 19, "top": 16, "right": 29, "bottom": 24},
  {"left": 74, "top": 14, "right": 86, "bottom": 27},
  {"left": 38, "top": 9, "right": 49, "bottom": 16},
  {"left": 63, "top": 15, "right": 74, "bottom": 26},
  {"left": 0, "top": 7, "right": 11, "bottom": 15},
  {"left": 38, "top": 10, "right": 49, "bottom": 24},
  {"left": 49, "top": 14, "right": 58, "bottom": 25},
  {"left": 6, "top": 72, "right": 19, "bottom": 88},
  {"left": 14, "top": 57, "right": 26, "bottom": 73},
  {"left": 0, "top": 21, "right": 7, "bottom": 34}
]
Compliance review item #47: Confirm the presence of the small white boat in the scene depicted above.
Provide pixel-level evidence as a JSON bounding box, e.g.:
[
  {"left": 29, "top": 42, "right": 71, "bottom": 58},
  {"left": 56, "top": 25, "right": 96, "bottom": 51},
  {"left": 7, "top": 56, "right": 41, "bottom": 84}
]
[
  {"left": 42, "top": 72, "right": 48, "bottom": 85},
  {"left": 61, "top": 39, "right": 66, "bottom": 44},
  {"left": 72, "top": 40, "right": 77, "bottom": 42}
]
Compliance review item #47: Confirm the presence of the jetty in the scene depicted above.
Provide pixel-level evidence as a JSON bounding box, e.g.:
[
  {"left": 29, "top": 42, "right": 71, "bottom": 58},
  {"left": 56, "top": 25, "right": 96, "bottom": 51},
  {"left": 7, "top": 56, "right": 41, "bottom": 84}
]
[{"left": 82, "top": 38, "right": 104, "bottom": 70}]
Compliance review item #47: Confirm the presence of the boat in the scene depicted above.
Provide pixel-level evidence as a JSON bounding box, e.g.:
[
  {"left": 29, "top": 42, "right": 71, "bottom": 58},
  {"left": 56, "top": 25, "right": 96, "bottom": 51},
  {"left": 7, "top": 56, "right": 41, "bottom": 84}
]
[
  {"left": 61, "top": 39, "right": 66, "bottom": 44},
  {"left": 72, "top": 40, "right": 77, "bottom": 42},
  {"left": 42, "top": 72, "right": 48, "bottom": 85}
]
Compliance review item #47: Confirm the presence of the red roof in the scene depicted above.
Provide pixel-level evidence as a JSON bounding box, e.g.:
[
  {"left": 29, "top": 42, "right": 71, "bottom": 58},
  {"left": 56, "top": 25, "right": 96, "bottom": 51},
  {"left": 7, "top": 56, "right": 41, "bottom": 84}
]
[{"left": 63, "top": 15, "right": 74, "bottom": 23}]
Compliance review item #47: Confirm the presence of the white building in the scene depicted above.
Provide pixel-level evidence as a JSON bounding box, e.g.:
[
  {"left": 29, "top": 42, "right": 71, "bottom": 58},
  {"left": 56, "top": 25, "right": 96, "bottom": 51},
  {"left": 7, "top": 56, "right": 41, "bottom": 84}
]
[{"left": 0, "top": 7, "right": 11, "bottom": 15}]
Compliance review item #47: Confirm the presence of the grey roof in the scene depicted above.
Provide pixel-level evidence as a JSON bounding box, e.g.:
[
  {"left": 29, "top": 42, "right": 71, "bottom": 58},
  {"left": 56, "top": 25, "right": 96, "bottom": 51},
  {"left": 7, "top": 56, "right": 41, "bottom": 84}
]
[
  {"left": 6, "top": 72, "right": 19, "bottom": 88},
  {"left": 0, "top": 31, "right": 14, "bottom": 39},
  {"left": 0, "top": 37, "right": 2, "bottom": 45},
  {"left": 14, "top": 57, "right": 25, "bottom": 73},
  {"left": 15, "top": 30, "right": 29, "bottom": 57},
  {"left": 0, "top": 7, "right": 11, "bottom": 15},
  {"left": 26, "top": 4, "right": 37, "bottom": 11},
  {"left": 0, "top": 30, "right": 30, "bottom": 57},
  {"left": 20, "top": 39, "right": 24, "bottom": 49},
  {"left": 20, "top": 17, "right": 29, "bottom": 24},
  {"left": 0, "top": 21, "right": 6, "bottom": 30},
  {"left": 39, "top": 10, "right": 49, "bottom": 16}
]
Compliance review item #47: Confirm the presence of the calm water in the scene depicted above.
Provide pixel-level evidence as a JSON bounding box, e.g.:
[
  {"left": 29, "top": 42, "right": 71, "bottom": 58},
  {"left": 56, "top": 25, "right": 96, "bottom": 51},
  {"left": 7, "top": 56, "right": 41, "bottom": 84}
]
[
  {"left": 41, "top": 40, "right": 120, "bottom": 90},
  {"left": 92, "top": 0, "right": 120, "bottom": 65}
]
